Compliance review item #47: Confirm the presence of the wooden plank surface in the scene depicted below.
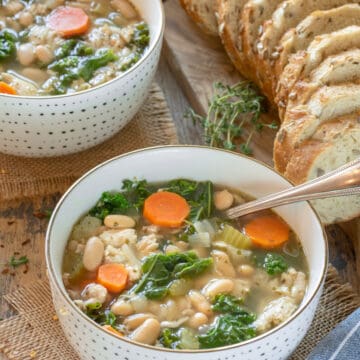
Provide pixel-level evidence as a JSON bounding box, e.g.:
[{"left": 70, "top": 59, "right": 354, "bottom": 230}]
[{"left": 163, "top": 0, "right": 277, "bottom": 166}]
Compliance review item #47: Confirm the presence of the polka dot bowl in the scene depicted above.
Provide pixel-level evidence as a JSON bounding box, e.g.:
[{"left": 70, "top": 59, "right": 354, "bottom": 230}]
[
  {"left": 46, "top": 146, "right": 328, "bottom": 360},
  {"left": 0, "top": 0, "right": 164, "bottom": 158}
]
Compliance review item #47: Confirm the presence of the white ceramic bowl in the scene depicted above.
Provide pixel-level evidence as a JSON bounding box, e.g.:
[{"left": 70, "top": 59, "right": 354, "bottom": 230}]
[
  {"left": 46, "top": 146, "right": 328, "bottom": 360},
  {"left": 0, "top": 0, "right": 164, "bottom": 158}
]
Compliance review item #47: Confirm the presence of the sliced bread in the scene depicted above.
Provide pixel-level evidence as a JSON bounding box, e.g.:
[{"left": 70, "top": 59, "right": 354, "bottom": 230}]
[
  {"left": 282, "top": 49, "right": 360, "bottom": 119},
  {"left": 240, "top": 0, "right": 283, "bottom": 85},
  {"left": 217, "top": 0, "right": 249, "bottom": 77},
  {"left": 276, "top": 25, "right": 360, "bottom": 112},
  {"left": 284, "top": 115, "right": 360, "bottom": 224},
  {"left": 255, "top": 0, "right": 358, "bottom": 101},
  {"left": 274, "top": 84, "right": 360, "bottom": 172},
  {"left": 179, "top": 0, "right": 218, "bottom": 36},
  {"left": 275, "top": 4, "right": 360, "bottom": 83}
]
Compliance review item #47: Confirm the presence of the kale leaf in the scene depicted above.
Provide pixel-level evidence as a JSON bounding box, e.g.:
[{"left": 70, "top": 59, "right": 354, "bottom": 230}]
[
  {"left": 78, "top": 49, "right": 117, "bottom": 81},
  {"left": 131, "top": 251, "right": 213, "bottom": 300},
  {"left": 263, "top": 253, "right": 288, "bottom": 275},
  {"left": 0, "top": 30, "right": 17, "bottom": 61},
  {"left": 89, "top": 191, "right": 130, "bottom": 220},
  {"left": 198, "top": 313, "right": 256, "bottom": 348},
  {"left": 198, "top": 293, "right": 257, "bottom": 348},
  {"left": 132, "top": 22, "right": 150, "bottom": 50},
  {"left": 47, "top": 47, "right": 117, "bottom": 94},
  {"left": 163, "top": 179, "right": 214, "bottom": 222},
  {"left": 121, "top": 179, "right": 154, "bottom": 210}
]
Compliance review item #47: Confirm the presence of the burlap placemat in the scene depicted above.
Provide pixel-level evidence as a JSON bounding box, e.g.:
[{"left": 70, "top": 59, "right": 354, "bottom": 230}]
[
  {"left": 0, "top": 83, "right": 178, "bottom": 202},
  {"left": 0, "top": 265, "right": 358, "bottom": 360}
]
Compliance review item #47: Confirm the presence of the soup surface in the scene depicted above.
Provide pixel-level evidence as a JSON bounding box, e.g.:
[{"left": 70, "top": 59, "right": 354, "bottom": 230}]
[
  {"left": 0, "top": 0, "right": 149, "bottom": 96},
  {"left": 62, "top": 178, "right": 308, "bottom": 349}
]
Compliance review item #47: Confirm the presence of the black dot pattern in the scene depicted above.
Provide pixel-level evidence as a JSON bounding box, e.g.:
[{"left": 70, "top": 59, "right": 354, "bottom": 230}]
[{"left": 0, "top": 41, "right": 161, "bottom": 157}]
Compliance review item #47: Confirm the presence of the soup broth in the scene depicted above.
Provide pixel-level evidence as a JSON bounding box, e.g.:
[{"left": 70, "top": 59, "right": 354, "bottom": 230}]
[
  {"left": 0, "top": 0, "right": 149, "bottom": 95},
  {"left": 62, "top": 178, "right": 308, "bottom": 349}
]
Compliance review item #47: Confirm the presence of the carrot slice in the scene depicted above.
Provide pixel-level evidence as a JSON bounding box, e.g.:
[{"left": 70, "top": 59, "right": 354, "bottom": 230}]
[
  {"left": 97, "top": 263, "right": 128, "bottom": 293},
  {"left": 143, "top": 191, "right": 190, "bottom": 227},
  {"left": 47, "top": 6, "right": 90, "bottom": 37},
  {"left": 0, "top": 82, "right": 17, "bottom": 95},
  {"left": 244, "top": 215, "right": 290, "bottom": 249},
  {"left": 103, "top": 325, "right": 123, "bottom": 337}
]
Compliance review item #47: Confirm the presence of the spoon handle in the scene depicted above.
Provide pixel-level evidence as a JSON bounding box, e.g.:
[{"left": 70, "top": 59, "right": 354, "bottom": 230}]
[{"left": 225, "top": 158, "right": 360, "bottom": 219}]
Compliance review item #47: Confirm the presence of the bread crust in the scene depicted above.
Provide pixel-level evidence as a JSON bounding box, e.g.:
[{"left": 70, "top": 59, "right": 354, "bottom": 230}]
[
  {"left": 179, "top": 0, "right": 219, "bottom": 36},
  {"left": 217, "top": 0, "right": 249, "bottom": 77}
]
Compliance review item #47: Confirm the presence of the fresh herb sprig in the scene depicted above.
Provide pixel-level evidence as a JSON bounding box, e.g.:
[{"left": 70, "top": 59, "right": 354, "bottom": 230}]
[
  {"left": 9, "top": 255, "right": 29, "bottom": 268},
  {"left": 187, "top": 81, "right": 277, "bottom": 155}
]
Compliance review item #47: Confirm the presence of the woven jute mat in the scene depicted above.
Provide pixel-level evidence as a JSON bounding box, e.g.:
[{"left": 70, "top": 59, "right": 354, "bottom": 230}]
[
  {"left": 0, "top": 82, "right": 178, "bottom": 201},
  {"left": 0, "top": 266, "right": 358, "bottom": 360}
]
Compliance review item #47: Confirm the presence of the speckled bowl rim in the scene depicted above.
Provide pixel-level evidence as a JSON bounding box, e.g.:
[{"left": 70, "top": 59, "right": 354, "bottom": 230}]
[
  {"left": 0, "top": 0, "right": 165, "bottom": 100},
  {"left": 45, "top": 145, "right": 329, "bottom": 354}
]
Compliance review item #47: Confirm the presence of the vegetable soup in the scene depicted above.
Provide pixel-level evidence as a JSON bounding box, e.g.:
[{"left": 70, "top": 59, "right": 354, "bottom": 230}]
[
  {"left": 62, "top": 179, "right": 308, "bottom": 349},
  {"left": 0, "top": 0, "right": 149, "bottom": 96}
]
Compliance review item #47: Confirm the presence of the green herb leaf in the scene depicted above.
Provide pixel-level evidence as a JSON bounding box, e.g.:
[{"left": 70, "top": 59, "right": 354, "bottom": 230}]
[
  {"left": 263, "top": 253, "right": 288, "bottom": 275},
  {"left": 9, "top": 255, "right": 29, "bottom": 268},
  {"left": 187, "top": 81, "right": 276, "bottom": 155}
]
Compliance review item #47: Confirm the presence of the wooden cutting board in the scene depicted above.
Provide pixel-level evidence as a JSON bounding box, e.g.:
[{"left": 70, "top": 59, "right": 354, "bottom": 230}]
[
  {"left": 163, "top": 0, "right": 277, "bottom": 165},
  {"left": 163, "top": 0, "right": 360, "bottom": 292}
]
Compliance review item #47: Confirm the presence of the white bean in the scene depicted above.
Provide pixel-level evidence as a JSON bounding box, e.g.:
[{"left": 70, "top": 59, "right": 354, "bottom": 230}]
[
  {"left": 130, "top": 318, "right": 161, "bottom": 345},
  {"left": 186, "top": 312, "right": 208, "bottom": 329},
  {"left": 203, "top": 279, "right": 234, "bottom": 299},
  {"left": 35, "top": 45, "right": 54, "bottom": 64},
  {"left": 214, "top": 190, "right": 234, "bottom": 210},
  {"left": 111, "top": 0, "right": 138, "bottom": 19},
  {"left": 17, "top": 43, "right": 35, "bottom": 66},
  {"left": 104, "top": 214, "right": 135, "bottom": 229},
  {"left": 111, "top": 300, "right": 135, "bottom": 316},
  {"left": 22, "top": 68, "right": 49, "bottom": 84},
  {"left": 237, "top": 264, "right": 255, "bottom": 277},
  {"left": 188, "top": 290, "right": 212, "bottom": 316},
  {"left": 124, "top": 313, "right": 155, "bottom": 330},
  {"left": 18, "top": 11, "right": 34, "bottom": 27},
  {"left": 82, "top": 236, "right": 104, "bottom": 271}
]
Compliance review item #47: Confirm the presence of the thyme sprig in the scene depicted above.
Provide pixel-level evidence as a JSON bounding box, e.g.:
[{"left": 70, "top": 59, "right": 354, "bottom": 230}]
[{"left": 187, "top": 81, "right": 277, "bottom": 155}]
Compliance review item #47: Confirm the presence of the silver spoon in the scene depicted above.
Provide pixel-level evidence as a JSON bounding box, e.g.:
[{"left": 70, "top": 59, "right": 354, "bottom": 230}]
[{"left": 225, "top": 158, "right": 360, "bottom": 219}]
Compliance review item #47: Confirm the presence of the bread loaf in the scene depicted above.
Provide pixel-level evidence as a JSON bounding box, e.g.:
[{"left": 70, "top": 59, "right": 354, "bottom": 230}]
[
  {"left": 240, "top": 0, "right": 283, "bottom": 85},
  {"left": 276, "top": 26, "right": 360, "bottom": 112},
  {"left": 274, "top": 84, "right": 360, "bottom": 173},
  {"left": 217, "top": 0, "right": 249, "bottom": 77},
  {"left": 179, "top": 0, "right": 218, "bottom": 36},
  {"left": 284, "top": 115, "right": 360, "bottom": 224},
  {"left": 275, "top": 4, "right": 360, "bottom": 85}
]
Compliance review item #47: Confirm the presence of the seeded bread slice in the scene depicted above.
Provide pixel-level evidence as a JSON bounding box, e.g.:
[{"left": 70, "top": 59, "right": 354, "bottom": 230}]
[
  {"left": 284, "top": 115, "right": 360, "bottom": 224},
  {"left": 274, "top": 84, "right": 360, "bottom": 172},
  {"left": 276, "top": 26, "right": 360, "bottom": 112},
  {"left": 282, "top": 49, "right": 360, "bottom": 119},
  {"left": 217, "top": 0, "right": 249, "bottom": 77},
  {"left": 240, "top": 0, "right": 283, "bottom": 85},
  {"left": 275, "top": 4, "right": 360, "bottom": 84},
  {"left": 179, "top": 0, "right": 218, "bottom": 36},
  {"left": 255, "top": 0, "right": 358, "bottom": 101}
]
